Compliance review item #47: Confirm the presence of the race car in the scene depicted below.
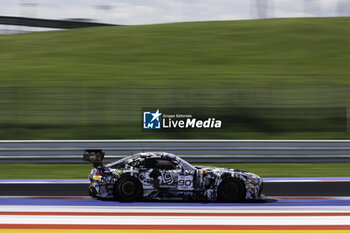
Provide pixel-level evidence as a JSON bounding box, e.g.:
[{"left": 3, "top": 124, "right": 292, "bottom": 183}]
[{"left": 84, "top": 150, "right": 264, "bottom": 202}]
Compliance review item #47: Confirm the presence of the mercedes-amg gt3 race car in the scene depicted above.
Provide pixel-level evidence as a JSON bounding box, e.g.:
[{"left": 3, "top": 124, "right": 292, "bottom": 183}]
[{"left": 84, "top": 150, "right": 265, "bottom": 202}]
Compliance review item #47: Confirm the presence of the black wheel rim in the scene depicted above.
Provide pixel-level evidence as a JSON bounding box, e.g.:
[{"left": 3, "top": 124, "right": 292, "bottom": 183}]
[
  {"left": 121, "top": 181, "right": 136, "bottom": 196},
  {"left": 222, "top": 181, "right": 241, "bottom": 200}
]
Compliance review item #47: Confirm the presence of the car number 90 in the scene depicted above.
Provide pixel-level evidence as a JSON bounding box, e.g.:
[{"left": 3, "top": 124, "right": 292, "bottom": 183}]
[{"left": 178, "top": 175, "right": 193, "bottom": 190}]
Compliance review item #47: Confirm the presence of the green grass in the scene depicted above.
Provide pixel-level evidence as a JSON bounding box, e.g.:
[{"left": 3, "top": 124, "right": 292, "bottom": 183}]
[
  {"left": 200, "top": 163, "right": 350, "bottom": 177},
  {"left": 0, "top": 17, "right": 349, "bottom": 139},
  {"left": 0, "top": 164, "right": 92, "bottom": 179},
  {"left": 1, "top": 18, "right": 349, "bottom": 87},
  {"left": 0, "top": 163, "right": 349, "bottom": 179}
]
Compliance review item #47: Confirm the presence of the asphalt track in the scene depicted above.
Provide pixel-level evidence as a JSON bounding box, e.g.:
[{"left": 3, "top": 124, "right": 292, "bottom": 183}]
[
  {"left": 1, "top": 177, "right": 350, "bottom": 196},
  {"left": 1, "top": 178, "right": 350, "bottom": 232},
  {"left": 1, "top": 197, "right": 350, "bottom": 232}
]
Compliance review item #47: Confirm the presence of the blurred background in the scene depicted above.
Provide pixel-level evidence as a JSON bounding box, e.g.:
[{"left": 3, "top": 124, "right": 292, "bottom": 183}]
[
  {"left": 1, "top": 0, "right": 350, "bottom": 27},
  {"left": 0, "top": 0, "right": 349, "bottom": 139}
]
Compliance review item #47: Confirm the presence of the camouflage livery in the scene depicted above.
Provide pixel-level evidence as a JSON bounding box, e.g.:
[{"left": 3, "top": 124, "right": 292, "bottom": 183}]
[{"left": 88, "top": 152, "right": 264, "bottom": 201}]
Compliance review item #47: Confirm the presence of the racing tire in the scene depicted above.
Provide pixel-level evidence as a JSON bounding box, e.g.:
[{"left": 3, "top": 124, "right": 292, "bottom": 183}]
[
  {"left": 114, "top": 176, "right": 143, "bottom": 202},
  {"left": 217, "top": 179, "right": 246, "bottom": 202},
  {"left": 89, "top": 187, "right": 97, "bottom": 198}
]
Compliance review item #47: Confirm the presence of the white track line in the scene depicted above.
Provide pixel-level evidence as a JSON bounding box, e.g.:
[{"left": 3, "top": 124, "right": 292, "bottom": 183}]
[{"left": 1, "top": 215, "right": 350, "bottom": 225}]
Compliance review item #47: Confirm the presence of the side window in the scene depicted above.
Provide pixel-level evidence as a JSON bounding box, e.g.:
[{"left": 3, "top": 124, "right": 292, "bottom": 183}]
[{"left": 145, "top": 158, "right": 177, "bottom": 170}]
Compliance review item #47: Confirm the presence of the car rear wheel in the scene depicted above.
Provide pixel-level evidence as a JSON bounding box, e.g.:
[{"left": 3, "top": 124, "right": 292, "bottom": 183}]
[
  {"left": 114, "top": 176, "right": 143, "bottom": 202},
  {"left": 89, "top": 186, "right": 97, "bottom": 198},
  {"left": 217, "top": 179, "right": 246, "bottom": 202}
]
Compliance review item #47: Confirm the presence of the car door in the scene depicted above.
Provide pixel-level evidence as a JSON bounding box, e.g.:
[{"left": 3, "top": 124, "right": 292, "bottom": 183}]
[
  {"left": 144, "top": 157, "right": 196, "bottom": 200},
  {"left": 145, "top": 158, "right": 180, "bottom": 190}
]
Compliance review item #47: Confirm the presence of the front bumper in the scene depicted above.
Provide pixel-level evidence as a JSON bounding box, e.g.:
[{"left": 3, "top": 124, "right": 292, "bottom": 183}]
[{"left": 245, "top": 180, "right": 265, "bottom": 200}]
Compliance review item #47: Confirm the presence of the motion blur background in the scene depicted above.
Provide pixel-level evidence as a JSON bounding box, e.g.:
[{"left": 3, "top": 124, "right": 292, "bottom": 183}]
[{"left": 0, "top": 0, "right": 349, "bottom": 139}]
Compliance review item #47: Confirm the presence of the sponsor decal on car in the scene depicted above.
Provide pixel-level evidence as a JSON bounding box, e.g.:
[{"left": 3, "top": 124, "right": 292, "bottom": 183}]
[{"left": 178, "top": 175, "right": 194, "bottom": 190}]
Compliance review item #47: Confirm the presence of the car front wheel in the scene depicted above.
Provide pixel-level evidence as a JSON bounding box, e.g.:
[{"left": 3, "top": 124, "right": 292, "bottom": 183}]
[{"left": 217, "top": 179, "right": 246, "bottom": 202}]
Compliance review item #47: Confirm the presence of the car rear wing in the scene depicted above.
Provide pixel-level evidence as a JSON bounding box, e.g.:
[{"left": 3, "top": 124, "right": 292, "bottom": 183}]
[{"left": 83, "top": 149, "right": 105, "bottom": 167}]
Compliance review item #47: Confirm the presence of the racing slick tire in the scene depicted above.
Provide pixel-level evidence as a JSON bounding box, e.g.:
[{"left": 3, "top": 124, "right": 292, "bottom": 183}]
[
  {"left": 89, "top": 186, "right": 97, "bottom": 198},
  {"left": 217, "top": 179, "right": 246, "bottom": 202},
  {"left": 114, "top": 176, "right": 143, "bottom": 202}
]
